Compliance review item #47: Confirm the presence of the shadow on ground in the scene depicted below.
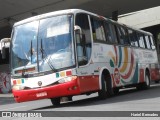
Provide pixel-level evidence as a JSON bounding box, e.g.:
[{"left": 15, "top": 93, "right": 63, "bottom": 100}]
[
  {"left": 32, "top": 83, "right": 160, "bottom": 110},
  {"left": 0, "top": 94, "right": 15, "bottom": 105}
]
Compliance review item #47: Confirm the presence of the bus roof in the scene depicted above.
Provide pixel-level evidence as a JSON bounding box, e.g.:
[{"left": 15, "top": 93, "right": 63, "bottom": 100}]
[
  {"left": 14, "top": 9, "right": 86, "bottom": 26},
  {"left": 14, "top": 9, "right": 152, "bottom": 36}
]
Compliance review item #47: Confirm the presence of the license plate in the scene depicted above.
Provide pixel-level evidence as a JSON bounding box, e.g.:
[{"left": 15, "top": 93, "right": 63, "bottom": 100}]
[{"left": 36, "top": 92, "right": 47, "bottom": 97}]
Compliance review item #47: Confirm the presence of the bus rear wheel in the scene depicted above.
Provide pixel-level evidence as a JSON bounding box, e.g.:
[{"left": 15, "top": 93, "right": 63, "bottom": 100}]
[
  {"left": 50, "top": 97, "right": 61, "bottom": 106},
  {"left": 155, "top": 80, "right": 160, "bottom": 83},
  {"left": 136, "top": 71, "right": 150, "bottom": 90},
  {"left": 113, "top": 88, "right": 119, "bottom": 95},
  {"left": 143, "top": 72, "right": 150, "bottom": 89}
]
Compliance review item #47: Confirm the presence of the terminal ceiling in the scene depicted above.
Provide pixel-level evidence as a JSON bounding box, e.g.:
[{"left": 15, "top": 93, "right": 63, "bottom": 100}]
[{"left": 0, "top": 0, "right": 160, "bottom": 27}]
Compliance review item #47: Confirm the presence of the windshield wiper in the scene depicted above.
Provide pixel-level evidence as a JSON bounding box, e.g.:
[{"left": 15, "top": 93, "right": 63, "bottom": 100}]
[
  {"left": 40, "top": 39, "right": 57, "bottom": 72},
  {"left": 20, "top": 40, "right": 33, "bottom": 78},
  {"left": 40, "top": 39, "right": 44, "bottom": 59},
  {"left": 30, "top": 40, "right": 33, "bottom": 63}
]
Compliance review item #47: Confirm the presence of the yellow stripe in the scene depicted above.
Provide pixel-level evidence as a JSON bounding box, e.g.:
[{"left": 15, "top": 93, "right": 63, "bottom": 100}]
[
  {"left": 120, "top": 47, "right": 128, "bottom": 73},
  {"left": 17, "top": 79, "right": 21, "bottom": 84},
  {"left": 60, "top": 71, "right": 65, "bottom": 77}
]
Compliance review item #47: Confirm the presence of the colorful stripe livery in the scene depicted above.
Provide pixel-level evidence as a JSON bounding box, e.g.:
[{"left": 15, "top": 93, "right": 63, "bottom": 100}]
[{"left": 108, "top": 46, "right": 138, "bottom": 87}]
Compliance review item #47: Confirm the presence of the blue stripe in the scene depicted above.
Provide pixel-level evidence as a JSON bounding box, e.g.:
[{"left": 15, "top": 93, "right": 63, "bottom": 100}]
[{"left": 118, "top": 46, "right": 122, "bottom": 68}]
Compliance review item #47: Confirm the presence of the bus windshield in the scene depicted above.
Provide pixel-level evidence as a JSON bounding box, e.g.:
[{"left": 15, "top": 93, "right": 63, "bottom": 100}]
[{"left": 11, "top": 15, "right": 75, "bottom": 76}]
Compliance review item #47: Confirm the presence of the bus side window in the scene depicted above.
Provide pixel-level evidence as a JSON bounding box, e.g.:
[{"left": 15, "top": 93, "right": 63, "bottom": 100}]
[
  {"left": 137, "top": 33, "right": 145, "bottom": 48},
  {"left": 145, "top": 35, "right": 151, "bottom": 49},
  {"left": 75, "top": 13, "right": 92, "bottom": 66},
  {"left": 142, "top": 35, "right": 147, "bottom": 49},
  {"left": 116, "top": 26, "right": 130, "bottom": 45},
  {"left": 0, "top": 47, "right": 9, "bottom": 72},
  {"left": 128, "top": 29, "right": 139, "bottom": 47},
  {"left": 104, "top": 22, "right": 117, "bottom": 43},
  {"left": 90, "top": 17, "right": 106, "bottom": 41},
  {"left": 121, "top": 27, "right": 130, "bottom": 45},
  {"left": 149, "top": 36, "right": 156, "bottom": 49}
]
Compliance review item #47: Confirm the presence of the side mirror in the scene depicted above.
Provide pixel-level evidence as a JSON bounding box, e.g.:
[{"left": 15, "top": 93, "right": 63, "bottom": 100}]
[
  {"left": 1, "top": 38, "right": 11, "bottom": 59},
  {"left": 74, "top": 25, "right": 82, "bottom": 39},
  {"left": 74, "top": 25, "right": 86, "bottom": 42},
  {"left": 74, "top": 26, "right": 87, "bottom": 66}
]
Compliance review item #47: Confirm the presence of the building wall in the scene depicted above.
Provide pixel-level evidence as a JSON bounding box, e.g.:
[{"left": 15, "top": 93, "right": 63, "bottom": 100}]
[{"left": 118, "top": 6, "right": 160, "bottom": 29}]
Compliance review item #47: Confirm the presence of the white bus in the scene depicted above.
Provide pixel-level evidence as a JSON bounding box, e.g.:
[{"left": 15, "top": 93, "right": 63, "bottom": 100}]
[
  {"left": 0, "top": 38, "right": 11, "bottom": 93},
  {"left": 8, "top": 9, "right": 160, "bottom": 105}
]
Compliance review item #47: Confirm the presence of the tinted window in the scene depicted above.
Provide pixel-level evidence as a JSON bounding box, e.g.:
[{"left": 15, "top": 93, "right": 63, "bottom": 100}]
[
  {"left": 145, "top": 35, "right": 151, "bottom": 49},
  {"left": 149, "top": 36, "right": 155, "bottom": 49},
  {"left": 128, "top": 29, "right": 139, "bottom": 47},
  {"left": 0, "top": 48, "right": 9, "bottom": 65},
  {"left": 75, "top": 14, "right": 92, "bottom": 66},
  {"left": 116, "top": 26, "right": 130, "bottom": 45},
  {"left": 137, "top": 33, "right": 145, "bottom": 48},
  {"left": 90, "top": 17, "right": 106, "bottom": 41},
  {"left": 104, "top": 22, "right": 117, "bottom": 43}
]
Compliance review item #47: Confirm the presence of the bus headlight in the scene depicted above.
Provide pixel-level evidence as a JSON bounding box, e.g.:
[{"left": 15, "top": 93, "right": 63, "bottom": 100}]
[
  {"left": 12, "top": 85, "right": 25, "bottom": 90},
  {"left": 58, "top": 76, "right": 77, "bottom": 84}
]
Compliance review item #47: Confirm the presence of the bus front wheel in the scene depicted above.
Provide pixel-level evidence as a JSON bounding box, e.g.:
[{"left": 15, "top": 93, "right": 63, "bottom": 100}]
[
  {"left": 98, "top": 74, "right": 107, "bottom": 99},
  {"left": 50, "top": 97, "right": 61, "bottom": 106},
  {"left": 98, "top": 73, "right": 113, "bottom": 99}
]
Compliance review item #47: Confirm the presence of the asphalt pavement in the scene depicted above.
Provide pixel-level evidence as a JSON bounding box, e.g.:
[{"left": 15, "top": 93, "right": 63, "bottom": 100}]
[{"left": 0, "top": 93, "right": 15, "bottom": 105}]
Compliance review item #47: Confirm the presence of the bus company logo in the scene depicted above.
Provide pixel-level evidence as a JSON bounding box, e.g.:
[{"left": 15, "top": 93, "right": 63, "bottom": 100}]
[
  {"left": 38, "top": 81, "right": 42, "bottom": 87},
  {"left": 114, "top": 68, "right": 120, "bottom": 84}
]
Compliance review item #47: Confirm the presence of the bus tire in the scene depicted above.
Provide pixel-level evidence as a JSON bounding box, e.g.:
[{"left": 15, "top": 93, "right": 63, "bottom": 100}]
[
  {"left": 143, "top": 71, "right": 150, "bottom": 89},
  {"left": 155, "top": 80, "right": 160, "bottom": 83},
  {"left": 106, "top": 75, "right": 114, "bottom": 96},
  {"left": 50, "top": 97, "right": 60, "bottom": 106},
  {"left": 98, "top": 74, "right": 107, "bottom": 99},
  {"left": 137, "top": 71, "right": 150, "bottom": 90},
  {"left": 98, "top": 73, "right": 113, "bottom": 99},
  {"left": 113, "top": 88, "right": 119, "bottom": 95}
]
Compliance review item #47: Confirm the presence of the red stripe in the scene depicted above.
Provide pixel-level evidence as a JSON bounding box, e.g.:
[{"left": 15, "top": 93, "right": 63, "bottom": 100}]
[
  {"left": 151, "top": 68, "right": 160, "bottom": 80},
  {"left": 78, "top": 75, "right": 99, "bottom": 93},
  {"left": 13, "top": 80, "right": 17, "bottom": 85},
  {"left": 12, "top": 78, "right": 80, "bottom": 103},
  {"left": 66, "top": 71, "right": 72, "bottom": 76}
]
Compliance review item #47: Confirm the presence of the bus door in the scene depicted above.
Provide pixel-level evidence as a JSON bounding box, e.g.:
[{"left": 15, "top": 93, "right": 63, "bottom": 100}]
[{"left": 75, "top": 13, "right": 98, "bottom": 93}]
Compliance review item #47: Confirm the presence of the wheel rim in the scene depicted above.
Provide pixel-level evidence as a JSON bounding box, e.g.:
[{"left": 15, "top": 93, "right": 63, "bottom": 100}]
[
  {"left": 102, "top": 75, "right": 107, "bottom": 92},
  {"left": 146, "top": 75, "right": 150, "bottom": 86},
  {"left": 104, "top": 80, "right": 107, "bottom": 92}
]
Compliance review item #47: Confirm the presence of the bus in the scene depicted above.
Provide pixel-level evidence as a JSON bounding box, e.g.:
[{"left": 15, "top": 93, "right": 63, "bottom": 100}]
[
  {"left": 0, "top": 38, "right": 11, "bottom": 93},
  {"left": 6, "top": 9, "right": 160, "bottom": 105}
]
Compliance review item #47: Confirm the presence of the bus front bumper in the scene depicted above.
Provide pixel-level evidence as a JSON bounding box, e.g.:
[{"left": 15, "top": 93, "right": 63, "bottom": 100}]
[{"left": 12, "top": 79, "right": 80, "bottom": 103}]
